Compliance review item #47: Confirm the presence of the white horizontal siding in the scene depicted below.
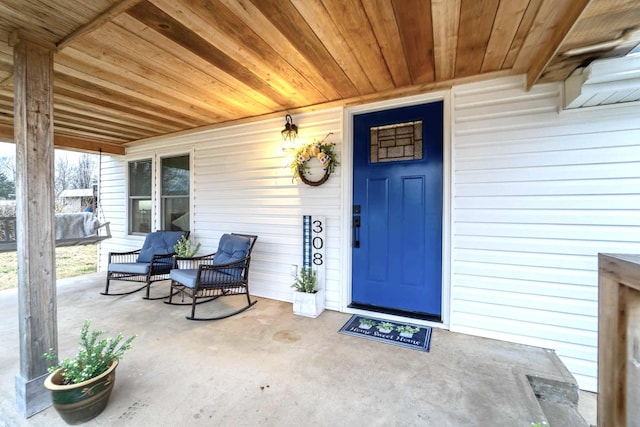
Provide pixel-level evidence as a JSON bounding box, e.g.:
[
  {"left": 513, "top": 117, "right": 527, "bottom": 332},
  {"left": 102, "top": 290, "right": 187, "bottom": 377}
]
[
  {"left": 97, "top": 156, "right": 139, "bottom": 266},
  {"left": 94, "top": 73, "right": 639, "bottom": 393},
  {"left": 99, "top": 108, "right": 344, "bottom": 309},
  {"left": 451, "top": 75, "right": 640, "bottom": 392}
]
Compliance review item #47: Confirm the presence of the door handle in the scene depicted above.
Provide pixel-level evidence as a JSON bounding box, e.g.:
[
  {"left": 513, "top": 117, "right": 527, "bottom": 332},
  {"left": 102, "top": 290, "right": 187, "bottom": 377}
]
[{"left": 353, "top": 215, "right": 361, "bottom": 248}]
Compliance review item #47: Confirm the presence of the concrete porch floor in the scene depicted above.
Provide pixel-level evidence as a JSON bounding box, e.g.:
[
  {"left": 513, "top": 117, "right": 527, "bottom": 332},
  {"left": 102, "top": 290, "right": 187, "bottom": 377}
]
[{"left": 0, "top": 273, "right": 596, "bottom": 426}]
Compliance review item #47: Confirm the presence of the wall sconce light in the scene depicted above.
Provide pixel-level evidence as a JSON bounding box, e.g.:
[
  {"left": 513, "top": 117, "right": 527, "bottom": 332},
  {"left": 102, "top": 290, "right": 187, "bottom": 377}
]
[{"left": 281, "top": 114, "right": 298, "bottom": 151}]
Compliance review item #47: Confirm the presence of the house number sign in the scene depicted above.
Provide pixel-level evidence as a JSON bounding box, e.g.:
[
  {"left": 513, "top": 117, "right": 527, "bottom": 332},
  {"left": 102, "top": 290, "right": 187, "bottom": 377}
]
[{"left": 302, "top": 215, "right": 326, "bottom": 289}]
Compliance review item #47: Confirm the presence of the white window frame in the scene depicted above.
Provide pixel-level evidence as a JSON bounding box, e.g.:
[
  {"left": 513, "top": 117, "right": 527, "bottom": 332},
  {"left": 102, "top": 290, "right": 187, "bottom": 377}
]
[
  {"left": 159, "top": 153, "right": 191, "bottom": 232},
  {"left": 126, "top": 149, "right": 194, "bottom": 235},
  {"left": 127, "top": 157, "right": 153, "bottom": 236}
]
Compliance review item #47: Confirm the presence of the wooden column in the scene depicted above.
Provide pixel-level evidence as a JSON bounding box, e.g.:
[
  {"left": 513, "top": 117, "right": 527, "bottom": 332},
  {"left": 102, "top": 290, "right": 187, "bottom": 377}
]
[
  {"left": 12, "top": 36, "right": 57, "bottom": 418},
  {"left": 598, "top": 254, "right": 640, "bottom": 427}
]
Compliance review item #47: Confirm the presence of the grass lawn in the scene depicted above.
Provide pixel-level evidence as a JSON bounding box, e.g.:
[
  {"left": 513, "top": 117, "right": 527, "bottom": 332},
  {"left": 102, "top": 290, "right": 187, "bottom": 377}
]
[{"left": 0, "top": 244, "right": 97, "bottom": 291}]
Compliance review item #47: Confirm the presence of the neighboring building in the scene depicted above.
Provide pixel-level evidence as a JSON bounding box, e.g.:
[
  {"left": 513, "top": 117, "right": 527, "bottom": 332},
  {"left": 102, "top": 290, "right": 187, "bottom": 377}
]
[
  {"left": 58, "top": 188, "right": 95, "bottom": 213},
  {"left": 98, "top": 72, "right": 640, "bottom": 393},
  {"left": 0, "top": 200, "right": 15, "bottom": 212}
]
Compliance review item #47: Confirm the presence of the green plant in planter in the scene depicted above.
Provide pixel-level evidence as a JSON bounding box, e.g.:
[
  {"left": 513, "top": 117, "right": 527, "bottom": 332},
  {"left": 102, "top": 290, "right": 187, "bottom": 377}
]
[
  {"left": 396, "top": 325, "right": 420, "bottom": 334},
  {"left": 359, "top": 318, "right": 376, "bottom": 327},
  {"left": 43, "top": 320, "right": 136, "bottom": 424},
  {"left": 43, "top": 320, "right": 136, "bottom": 385},
  {"left": 291, "top": 267, "right": 318, "bottom": 293},
  {"left": 174, "top": 235, "right": 201, "bottom": 258},
  {"left": 377, "top": 321, "right": 395, "bottom": 331}
]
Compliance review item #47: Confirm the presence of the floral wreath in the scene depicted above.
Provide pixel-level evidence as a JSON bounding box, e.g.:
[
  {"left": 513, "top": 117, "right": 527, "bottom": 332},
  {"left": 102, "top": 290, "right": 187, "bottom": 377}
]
[{"left": 290, "top": 133, "right": 339, "bottom": 186}]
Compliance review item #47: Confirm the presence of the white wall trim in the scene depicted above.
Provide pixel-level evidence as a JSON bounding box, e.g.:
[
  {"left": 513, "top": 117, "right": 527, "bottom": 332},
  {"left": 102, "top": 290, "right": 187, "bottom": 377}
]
[
  {"left": 441, "top": 90, "right": 452, "bottom": 329},
  {"left": 340, "top": 108, "right": 353, "bottom": 312}
]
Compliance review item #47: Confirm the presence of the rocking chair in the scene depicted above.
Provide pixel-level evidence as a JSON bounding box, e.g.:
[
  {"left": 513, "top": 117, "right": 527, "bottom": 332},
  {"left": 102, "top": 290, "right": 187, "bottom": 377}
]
[
  {"left": 102, "top": 230, "right": 188, "bottom": 299},
  {"left": 166, "top": 233, "right": 258, "bottom": 320}
]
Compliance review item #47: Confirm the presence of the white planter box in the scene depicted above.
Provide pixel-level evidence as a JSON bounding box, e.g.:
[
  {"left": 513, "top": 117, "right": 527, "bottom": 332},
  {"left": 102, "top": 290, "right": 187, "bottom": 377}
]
[
  {"left": 292, "top": 290, "right": 325, "bottom": 318},
  {"left": 176, "top": 259, "right": 191, "bottom": 269}
]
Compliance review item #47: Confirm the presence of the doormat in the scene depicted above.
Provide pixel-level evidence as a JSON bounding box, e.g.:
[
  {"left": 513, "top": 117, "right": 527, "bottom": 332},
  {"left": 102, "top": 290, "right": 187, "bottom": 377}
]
[{"left": 338, "top": 315, "right": 432, "bottom": 352}]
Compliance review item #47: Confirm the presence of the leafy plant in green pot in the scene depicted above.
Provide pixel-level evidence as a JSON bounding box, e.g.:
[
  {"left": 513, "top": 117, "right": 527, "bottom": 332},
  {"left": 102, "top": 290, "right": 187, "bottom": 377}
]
[
  {"left": 43, "top": 320, "right": 136, "bottom": 425},
  {"left": 291, "top": 267, "right": 324, "bottom": 318}
]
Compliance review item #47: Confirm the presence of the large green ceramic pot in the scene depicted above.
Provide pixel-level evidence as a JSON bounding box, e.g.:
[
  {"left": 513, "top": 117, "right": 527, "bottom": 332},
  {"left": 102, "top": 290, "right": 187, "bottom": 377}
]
[{"left": 43, "top": 360, "right": 118, "bottom": 425}]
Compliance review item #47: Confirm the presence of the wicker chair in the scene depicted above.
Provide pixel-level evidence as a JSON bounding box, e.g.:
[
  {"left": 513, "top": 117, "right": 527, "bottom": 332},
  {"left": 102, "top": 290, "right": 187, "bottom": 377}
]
[
  {"left": 102, "top": 230, "right": 188, "bottom": 299},
  {"left": 166, "top": 233, "right": 258, "bottom": 320}
]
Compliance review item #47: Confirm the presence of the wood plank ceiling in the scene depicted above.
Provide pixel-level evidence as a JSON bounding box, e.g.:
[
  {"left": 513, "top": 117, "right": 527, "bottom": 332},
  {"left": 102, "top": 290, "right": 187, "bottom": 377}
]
[{"left": 0, "top": 0, "right": 638, "bottom": 154}]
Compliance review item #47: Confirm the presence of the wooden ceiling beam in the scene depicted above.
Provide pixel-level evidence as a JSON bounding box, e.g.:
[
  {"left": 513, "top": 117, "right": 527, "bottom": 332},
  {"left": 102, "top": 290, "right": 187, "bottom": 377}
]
[
  {"left": 9, "top": 30, "right": 57, "bottom": 51},
  {"left": 53, "top": 133, "right": 126, "bottom": 155},
  {"left": 0, "top": 123, "right": 125, "bottom": 155},
  {"left": 525, "top": 0, "right": 592, "bottom": 89},
  {"left": 0, "top": 73, "right": 13, "bottom": 88},
  {"left": 56, "top": 0, "right": 145, "bottom": 50}
]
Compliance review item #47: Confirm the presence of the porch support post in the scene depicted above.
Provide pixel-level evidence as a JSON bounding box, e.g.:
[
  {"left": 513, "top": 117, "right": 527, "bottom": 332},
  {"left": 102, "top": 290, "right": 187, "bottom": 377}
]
[{"left": 12, "top": 36, "right": 57, "bottom": 418}]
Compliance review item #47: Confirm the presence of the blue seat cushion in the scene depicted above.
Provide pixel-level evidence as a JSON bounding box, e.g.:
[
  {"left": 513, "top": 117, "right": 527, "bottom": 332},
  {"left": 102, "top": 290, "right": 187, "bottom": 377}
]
[
  {"left": 137, "top": 231, "right": 186, "bottom": 263},
  {"left": 212, "top": 234, "right": 251, "bottom": 265},
  {"left": 171, "top": 268, "right": 236, "bottom": 288},
  {"left": 108, "top": 262, "right": 150, "bottom": 275},
  {"left": 170, "top": 269, "right": 199, "bottom": 288}
]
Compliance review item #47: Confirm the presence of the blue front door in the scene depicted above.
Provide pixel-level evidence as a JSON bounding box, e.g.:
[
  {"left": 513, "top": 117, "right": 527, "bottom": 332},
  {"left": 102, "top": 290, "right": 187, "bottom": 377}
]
[{"left": 352, "top": 101, "right": 443, "bottom": 319}]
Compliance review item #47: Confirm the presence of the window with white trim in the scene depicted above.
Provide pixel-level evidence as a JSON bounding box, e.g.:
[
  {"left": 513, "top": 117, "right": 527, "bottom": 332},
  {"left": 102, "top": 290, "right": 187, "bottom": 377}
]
[
  {"left": 127, "top": 154, "right": 191, "bottom": 234},
  {"left": 128, "top": 159, "right": 152, "bottom": 234},
  {"left": 161, "top": 155, "right": 190, "bottom": 231}
]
